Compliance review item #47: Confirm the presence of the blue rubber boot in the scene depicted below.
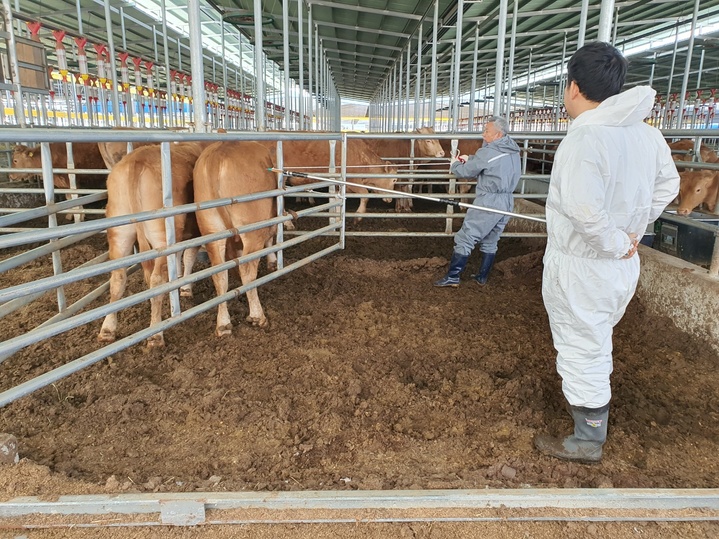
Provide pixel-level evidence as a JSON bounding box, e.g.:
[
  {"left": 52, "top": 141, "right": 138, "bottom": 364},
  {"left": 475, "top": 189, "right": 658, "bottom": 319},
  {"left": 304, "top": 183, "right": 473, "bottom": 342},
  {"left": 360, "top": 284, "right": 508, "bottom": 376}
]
[
  {"left": 472, "top": 252, "right": 496, "bottom": 285},
  {"left": 534, "top": 404, "right": 609, "bottom": 464},
  {"left": 433, "top": 252, "right": 469, "bottom": 287}
]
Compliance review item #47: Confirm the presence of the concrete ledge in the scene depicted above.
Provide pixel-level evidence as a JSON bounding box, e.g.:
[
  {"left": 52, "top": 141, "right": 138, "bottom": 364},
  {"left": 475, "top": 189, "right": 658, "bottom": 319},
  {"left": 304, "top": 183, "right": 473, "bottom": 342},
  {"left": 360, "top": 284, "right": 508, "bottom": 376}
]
[
  {"left": 506, "top": 198, "right": 719, "bottom": 356},
  {"left": 637, "top": 245, "right": 719, "bottom": 356}
]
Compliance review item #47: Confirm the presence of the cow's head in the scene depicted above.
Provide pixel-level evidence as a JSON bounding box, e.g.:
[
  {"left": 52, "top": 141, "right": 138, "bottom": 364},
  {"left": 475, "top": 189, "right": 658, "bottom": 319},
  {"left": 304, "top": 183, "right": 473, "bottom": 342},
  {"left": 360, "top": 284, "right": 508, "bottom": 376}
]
[
  {"left": 678, "top": 170, "right": 716, "bottom": 215},
  {"left": 378, "top": 163, "right": 399, "bottom": 203},
  {"left": 9, "top": 145, "right": 38, "bottom": 181},
  {"left": 414, "top": 126, "right": 445, "bottom": 158}
]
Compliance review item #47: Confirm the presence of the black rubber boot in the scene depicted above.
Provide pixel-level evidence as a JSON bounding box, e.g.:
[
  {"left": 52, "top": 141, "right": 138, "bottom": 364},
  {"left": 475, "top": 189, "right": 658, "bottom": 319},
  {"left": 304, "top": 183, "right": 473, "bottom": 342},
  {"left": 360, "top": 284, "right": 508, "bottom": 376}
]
[
  {"left": 433, "top": 252, "right": 469, "bottom": 287},
  {"left": 472, "top": 252, "right": 496, "bottom": 285},
  {"left": 533, "top": 404, "right": 609, "bottom": 464}
]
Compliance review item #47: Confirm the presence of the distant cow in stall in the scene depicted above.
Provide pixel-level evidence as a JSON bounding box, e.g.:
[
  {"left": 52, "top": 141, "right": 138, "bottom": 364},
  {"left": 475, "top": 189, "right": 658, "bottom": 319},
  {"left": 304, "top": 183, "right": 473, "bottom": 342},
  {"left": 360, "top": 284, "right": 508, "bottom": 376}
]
[
  {"left": 258, "top": 138, "right": 398, "bottom": 220},
  {"left": 10, "top": 142, "right": 108, "bottom": 220},
  {"left": 97, "top": 141, "right": 210, "bottom": 348},
  {"left": 193, "top": 141, "right": 278, "bottom": 336},
  {"left": 667, "top": 139, "right": 719, "bottom": 164},
  {"left": 97, "top": 127, "right": 227, "bottom": 170},
  {"left": 359, "top": 127, "right": 445, "bottom": 211},
  {"left": 677, "top": 169, "right": 719, "bottom": 215}
]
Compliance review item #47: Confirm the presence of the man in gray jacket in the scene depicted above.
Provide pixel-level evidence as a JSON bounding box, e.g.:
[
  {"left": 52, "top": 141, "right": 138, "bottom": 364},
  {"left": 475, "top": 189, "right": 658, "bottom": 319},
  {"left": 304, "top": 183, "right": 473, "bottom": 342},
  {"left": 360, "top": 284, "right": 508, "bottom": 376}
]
[{"left": 434, "top": 116, "right": 522, "bottom": 287}]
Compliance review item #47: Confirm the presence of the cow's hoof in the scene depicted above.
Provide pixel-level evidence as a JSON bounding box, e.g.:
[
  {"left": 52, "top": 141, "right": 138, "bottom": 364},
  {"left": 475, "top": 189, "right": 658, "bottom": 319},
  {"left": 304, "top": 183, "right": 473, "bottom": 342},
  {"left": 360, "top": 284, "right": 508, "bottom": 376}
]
[
  {"left": 216, "top": 324, "right": 232, "bottom": 337},
  {"left": 180, "top": 286, "right": 193, "bottom": 298},
  {"left": 266, "top": 262, "right": 277, "bottom": 273},
  {"left": 147, "top": 334, "right": 165, "bottom": 348},
  {"left": 97, "top": 330, "right": 116, "bottom": 343},
  {"left": 246, "top": 315, "right": 269, "bottom": 329}
]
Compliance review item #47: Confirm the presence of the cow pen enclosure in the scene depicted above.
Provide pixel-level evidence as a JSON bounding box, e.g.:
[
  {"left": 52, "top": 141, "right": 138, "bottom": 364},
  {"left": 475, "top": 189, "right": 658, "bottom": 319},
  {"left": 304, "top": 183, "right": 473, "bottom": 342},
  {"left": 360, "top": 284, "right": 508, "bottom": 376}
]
[{"left": 0, "top": 127, "right": 718, "bottom": 537}]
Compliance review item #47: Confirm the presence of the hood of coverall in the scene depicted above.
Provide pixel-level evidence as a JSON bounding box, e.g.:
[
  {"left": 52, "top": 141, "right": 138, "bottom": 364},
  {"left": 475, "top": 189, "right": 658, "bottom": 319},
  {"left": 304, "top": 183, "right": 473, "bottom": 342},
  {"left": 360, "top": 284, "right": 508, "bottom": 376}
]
[
  {"left": 486, "top": 134, "right": 521, "bottom": 155},
  {"left": 568, "top": 86, "right": 656, "bottom": 131}
]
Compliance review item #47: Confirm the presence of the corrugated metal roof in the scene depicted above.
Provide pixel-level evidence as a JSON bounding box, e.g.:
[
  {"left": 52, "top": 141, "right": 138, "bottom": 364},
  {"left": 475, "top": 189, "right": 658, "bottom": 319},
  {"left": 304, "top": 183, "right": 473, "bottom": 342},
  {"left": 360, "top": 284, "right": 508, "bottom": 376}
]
[{"left": 9, "top": 0, "right": 719, "bottom": 105}]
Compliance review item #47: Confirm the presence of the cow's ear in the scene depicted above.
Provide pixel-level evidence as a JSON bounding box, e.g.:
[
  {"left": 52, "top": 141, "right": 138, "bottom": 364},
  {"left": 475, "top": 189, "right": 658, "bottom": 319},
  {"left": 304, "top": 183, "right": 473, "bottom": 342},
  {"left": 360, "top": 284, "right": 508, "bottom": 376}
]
[{"left": 27, "top": 151, "right": 34, "bottom": 157}]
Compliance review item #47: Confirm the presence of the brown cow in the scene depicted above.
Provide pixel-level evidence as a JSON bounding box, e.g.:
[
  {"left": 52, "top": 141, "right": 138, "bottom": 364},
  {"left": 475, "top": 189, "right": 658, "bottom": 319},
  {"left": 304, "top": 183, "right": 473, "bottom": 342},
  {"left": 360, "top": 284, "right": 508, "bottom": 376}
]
[
  {"left": 258, "top": 139, "right": 397, "bottom": 220},
  {"left": 360, "top": 127, "right": 445, "bottom": 211},
  {"left": 97, "top": 127, "right": 227, "bottom": 170},
  {"left": 97, "top": 142, "right": 209, "bottom": 347},
  {"left": 677, "top": 170, "right": 719, "bottom": 215},
  {"left": 668, "top": 139, "right": 719, "bottom": 164},
  {"left": 193, "top": 141, "right": 278, "bottom": 336},
  {"left": 10, "top": 142, "right": 107, "bottom": 220}
]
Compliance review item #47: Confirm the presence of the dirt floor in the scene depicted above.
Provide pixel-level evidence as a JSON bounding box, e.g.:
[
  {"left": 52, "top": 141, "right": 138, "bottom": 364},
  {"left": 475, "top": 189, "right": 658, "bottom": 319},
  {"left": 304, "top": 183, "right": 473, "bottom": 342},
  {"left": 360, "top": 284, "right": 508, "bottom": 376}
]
[{"left": 1, "top": 202, "right": 719, "bottom": 537}]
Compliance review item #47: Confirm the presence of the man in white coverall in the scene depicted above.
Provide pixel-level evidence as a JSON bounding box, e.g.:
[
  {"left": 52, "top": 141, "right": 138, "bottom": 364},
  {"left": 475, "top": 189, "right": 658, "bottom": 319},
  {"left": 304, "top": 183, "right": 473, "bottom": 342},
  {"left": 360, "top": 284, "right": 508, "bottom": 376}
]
[
  {"left": 534, "top": 42, "right": 679, "bottom": 463},
  {"left": 433, "top": 116, "right": 521, "bottom": 287}
]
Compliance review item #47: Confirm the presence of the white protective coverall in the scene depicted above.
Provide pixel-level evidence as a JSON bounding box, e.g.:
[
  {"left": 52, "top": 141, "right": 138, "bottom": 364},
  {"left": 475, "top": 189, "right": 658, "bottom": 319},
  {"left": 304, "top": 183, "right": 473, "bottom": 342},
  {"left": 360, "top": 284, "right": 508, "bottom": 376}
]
[
  {"left": 542, "top": 86, "right": 679, "bottom": 408},
  {"left": 450, "top": 135, "right": 522, "bottom": 256}
]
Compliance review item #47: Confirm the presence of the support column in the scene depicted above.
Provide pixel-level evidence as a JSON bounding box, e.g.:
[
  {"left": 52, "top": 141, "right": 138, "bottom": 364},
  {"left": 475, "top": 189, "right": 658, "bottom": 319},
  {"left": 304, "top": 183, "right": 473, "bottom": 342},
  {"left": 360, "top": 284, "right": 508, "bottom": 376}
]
[
  {"left": 597, "top": 0, "right": 615, "bottom": 43},
  {"left": 493, "top": 0, "right": 508, "bottom": 116},
  {"left": 188, "top": 0, "right": 207, "bottom": 132},
  {"left": 678, "top": 0, "right": 701, "bottom": 128}
]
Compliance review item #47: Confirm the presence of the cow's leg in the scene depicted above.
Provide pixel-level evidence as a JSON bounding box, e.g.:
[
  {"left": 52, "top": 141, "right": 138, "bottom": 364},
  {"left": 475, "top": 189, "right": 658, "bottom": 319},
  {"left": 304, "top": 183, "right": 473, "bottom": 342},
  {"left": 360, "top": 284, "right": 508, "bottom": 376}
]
[
  {"left": 238, "top": 232, "right": 269, "bottom": 328},
  {"left": 180, "top": 247, "right": 199, "bottom": 297},
  {"left": 265, "top": 236, "right": 277, "bottom": 272},
  {"left": 206, "top": 238, "right": 233, "bottom": 337},
  {"left": 146, "top": 254, "right": 168, "bottom": 347},
  {"left": 354, "top": 188, "right": 369, "bottom": 223},
  {"left": 98, "top": 225, "right": 136, "bottom": 342}
]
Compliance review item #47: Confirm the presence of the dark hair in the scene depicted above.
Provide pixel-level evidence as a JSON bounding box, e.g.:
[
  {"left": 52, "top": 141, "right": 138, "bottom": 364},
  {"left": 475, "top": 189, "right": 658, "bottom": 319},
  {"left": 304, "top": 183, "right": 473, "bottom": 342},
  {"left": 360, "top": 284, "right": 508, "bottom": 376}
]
[{"left": 566, "top": 42, "right": 628, "bottom": 102}]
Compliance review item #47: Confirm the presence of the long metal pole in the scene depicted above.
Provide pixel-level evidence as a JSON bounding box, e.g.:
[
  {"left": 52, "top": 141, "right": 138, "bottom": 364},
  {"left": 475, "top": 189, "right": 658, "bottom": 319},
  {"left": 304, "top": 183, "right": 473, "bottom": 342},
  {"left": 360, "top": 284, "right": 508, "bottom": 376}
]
[
  {"left": 308, "top": 6, "right": 313, "bottom": 129},
  {"left": 221, "top": 21, "right": 228, "bottom": 129},
  {"left": 468, "top": 23, "right": 479, "bottom": 131},
  {"left": 677, "top": 0, "right": 700, "bottom": 128},
  {"left": 104, "top": 0, "right": 121, "bottom": 127},
  {"left": 414, "top": 25, "right": 422, "bottom": 128},
  {"left": 188, "top": 0, "right": 207, "bottom": 132},
  {"left": 298, "top": 0, "right": 304, "bottom": 129},
  {"left": 2, "top": 0, "right": 25, "bottom": 126},
  {"left": 282, "top": 0, "right": 290, "bottom": 129},
  {"left": 161, "top": 0, "right": 174, "bottom": 128},
  {"left": 494, "top": 0, "right": 508, "bottom": 116},
  {"left": 597, "top": 0, "right": 615, "bottom": 42},
  {"left": 254, "top": 0, "right": 265, "bottom": 131},
  {"left": 578, "top": 0, "right": 589, "bottom": 49},
  {"left": 404, "top": 44, "right": 410, "bottom": 130},
  {"left": 315, "top": 26, "right": 320, "bottom": 130},
  {"left": 274, "top": 169, "right": 546, "bottom": 223},
  {"left": 505, "top": 0, "right": 518, "bottom": 119},
  {"left": 451, "top": 0, "right": 463, "bottom": 131},
  {"left": 430, "top": 0, "right": 439, "bottom": 128},
  {"left": 663, "top": 26, "right": 680, "bottom": 128}
]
